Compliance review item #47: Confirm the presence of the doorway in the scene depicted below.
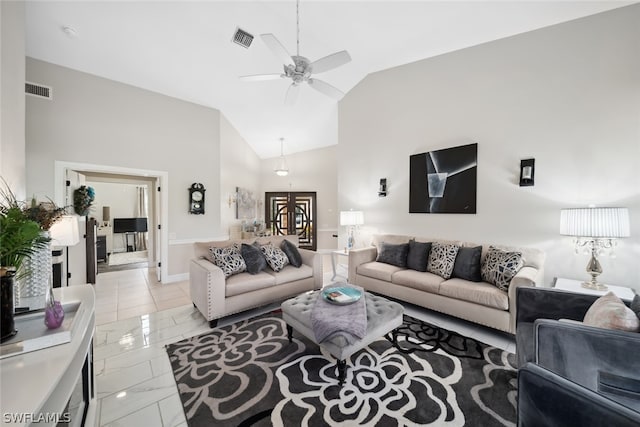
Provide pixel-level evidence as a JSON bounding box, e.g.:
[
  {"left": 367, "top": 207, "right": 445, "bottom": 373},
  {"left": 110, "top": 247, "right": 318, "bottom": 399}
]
[
  {"left": 55, "top": 161, "right": 168, "bottom": 283},
  {"left": 265, "top": 192, "right": 317, "bottom": 250}
]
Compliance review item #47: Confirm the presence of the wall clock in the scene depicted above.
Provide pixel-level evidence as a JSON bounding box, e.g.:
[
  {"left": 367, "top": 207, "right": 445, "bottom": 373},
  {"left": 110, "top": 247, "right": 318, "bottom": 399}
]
[{"left": 189, "top": 183, "right": 205, "bottom": 214}]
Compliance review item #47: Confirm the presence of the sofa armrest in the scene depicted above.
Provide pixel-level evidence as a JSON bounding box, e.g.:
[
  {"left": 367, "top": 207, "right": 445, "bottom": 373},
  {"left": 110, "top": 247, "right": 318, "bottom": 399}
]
[
  {"left": 507, "top": 266, "right": 539, "bottom": 333},
  {"left": 299, "top": 248, "right": 322, "bottom": 289},
  {"left": 535, "top": 319, "right": 640, "bottom": 411},
  {"left": 348, "top": 247, "right": 377, "bottom": 284},
  {"left": 189, "top": 258, "right": 226, "bottom": 321}
]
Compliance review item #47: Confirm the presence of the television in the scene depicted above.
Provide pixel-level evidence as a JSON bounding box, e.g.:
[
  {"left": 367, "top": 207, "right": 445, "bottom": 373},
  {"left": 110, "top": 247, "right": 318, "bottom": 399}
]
[{"left": 113, "top": 218, "right": 148, "bottom": 233}]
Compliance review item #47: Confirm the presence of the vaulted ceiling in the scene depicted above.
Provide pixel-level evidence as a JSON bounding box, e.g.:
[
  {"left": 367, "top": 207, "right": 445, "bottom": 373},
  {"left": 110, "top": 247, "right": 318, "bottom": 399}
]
[{"left": 24, "top": 1, "right": 631, "bottom": 158}]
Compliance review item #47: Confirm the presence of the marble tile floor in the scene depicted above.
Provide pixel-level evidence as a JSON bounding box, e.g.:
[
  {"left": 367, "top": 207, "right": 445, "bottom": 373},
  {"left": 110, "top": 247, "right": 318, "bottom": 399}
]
[{"left": 93, "top": 261, "right": 515, "bottom": 426}]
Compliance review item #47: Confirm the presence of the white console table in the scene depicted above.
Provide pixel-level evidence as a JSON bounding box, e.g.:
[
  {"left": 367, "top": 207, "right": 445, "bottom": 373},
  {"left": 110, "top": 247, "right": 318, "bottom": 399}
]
[
  {"left": 0, "top": 285, "right": 97, "bottom": 426},
  {"left": 554, "top": 277, "right": 636, "bottom": 301}
]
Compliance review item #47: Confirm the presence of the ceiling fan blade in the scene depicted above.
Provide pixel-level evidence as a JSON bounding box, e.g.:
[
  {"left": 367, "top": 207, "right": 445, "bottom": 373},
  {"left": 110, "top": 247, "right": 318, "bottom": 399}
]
[
  {"left": 311, "top": 50, "right": 351, "bottom": 74},
  {"left": 239, "top": 74, "right": 283, "bottom": 82},
  {"left": 308, "top": 78, "right": 344, "bottom": 100},
  {"left": 261, "top": 34, "right": 294, "bottom": 66},
  {"left": 285, "top": 83, "right": 301, "bottom": 106}
]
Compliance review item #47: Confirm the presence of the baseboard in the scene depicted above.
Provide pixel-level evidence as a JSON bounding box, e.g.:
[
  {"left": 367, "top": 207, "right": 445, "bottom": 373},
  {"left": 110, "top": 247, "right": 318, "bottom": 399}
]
[{"left": 163, "top": 273, "right": 189, "bottom": 284}]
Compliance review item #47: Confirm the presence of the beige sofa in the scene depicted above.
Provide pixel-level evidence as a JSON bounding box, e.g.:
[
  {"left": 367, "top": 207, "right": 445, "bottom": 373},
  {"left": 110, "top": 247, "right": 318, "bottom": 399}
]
[
  {"left": 190, "top": 235, "right": 322, "bottom": 327},
  {"left": 348, "top": 234, "right": 545, "bottom": 334}
]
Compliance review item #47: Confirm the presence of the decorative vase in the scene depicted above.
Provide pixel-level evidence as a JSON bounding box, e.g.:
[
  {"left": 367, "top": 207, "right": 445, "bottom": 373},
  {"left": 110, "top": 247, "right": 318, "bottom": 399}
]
[
  {"left": 44, "top": 285, "right": 64, "bottom": 329},
  {"left": 16, "top": 231, "right": 51, "bottom": 311},
  {"left": 1, "top": 269, "right": 18, "bottom": 342}
]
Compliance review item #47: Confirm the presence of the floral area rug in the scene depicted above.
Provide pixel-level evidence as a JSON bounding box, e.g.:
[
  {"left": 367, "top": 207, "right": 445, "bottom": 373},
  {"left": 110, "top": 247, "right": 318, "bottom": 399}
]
[{"left": 165, "top": 312, "right": 517, "bottom": 426}]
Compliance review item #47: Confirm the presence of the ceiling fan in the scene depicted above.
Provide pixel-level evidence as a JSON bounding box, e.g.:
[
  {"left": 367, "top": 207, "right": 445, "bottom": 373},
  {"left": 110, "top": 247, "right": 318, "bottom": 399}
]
[{"left": 240, "top": 0, "right": 351, "bottom": 105}]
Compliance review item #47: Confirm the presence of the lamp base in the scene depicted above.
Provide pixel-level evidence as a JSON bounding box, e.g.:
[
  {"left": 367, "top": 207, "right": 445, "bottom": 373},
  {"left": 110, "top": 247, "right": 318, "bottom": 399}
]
[{"left": 581, "top": 281, "right": 608, "bottom": 291}]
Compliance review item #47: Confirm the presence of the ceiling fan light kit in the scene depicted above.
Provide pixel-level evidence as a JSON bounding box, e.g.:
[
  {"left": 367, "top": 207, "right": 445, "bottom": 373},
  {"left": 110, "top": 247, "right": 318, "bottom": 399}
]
[{"left": 240, "top": 0, "right": 351, "bottom": 104}]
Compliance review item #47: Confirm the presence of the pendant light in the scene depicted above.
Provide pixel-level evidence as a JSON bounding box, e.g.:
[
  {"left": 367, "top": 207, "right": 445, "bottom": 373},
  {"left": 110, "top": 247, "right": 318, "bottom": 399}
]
[{"left": 274, "top": 137, "right": 289, "bottom": 176}]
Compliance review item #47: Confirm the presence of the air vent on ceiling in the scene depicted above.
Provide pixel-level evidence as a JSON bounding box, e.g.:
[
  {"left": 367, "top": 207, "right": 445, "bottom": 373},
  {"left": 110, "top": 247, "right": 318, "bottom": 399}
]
[
  {"left": 232, "top": 27, "right": 254, "bottom": 48},
  {"left": 25, "top": 82, "right": 53, "bottom": 100}
]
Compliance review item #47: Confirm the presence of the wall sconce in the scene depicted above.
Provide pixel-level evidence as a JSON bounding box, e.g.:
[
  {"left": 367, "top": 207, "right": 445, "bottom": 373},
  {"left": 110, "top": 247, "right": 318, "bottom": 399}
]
[
  {"left": 227, "top": 193, "right": 237, "bottom": 208},
  {"left": 378, "top": 178, "right": 387, "bottom": 197},
  {"left": 519, "top": 159, "right": 535, "bottom": 186}
]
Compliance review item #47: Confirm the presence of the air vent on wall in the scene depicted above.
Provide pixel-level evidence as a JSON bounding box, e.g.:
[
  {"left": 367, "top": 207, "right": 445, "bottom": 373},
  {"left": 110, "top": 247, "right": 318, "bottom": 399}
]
[
  {"left": 25, "top": 82, "right": 53, "bottom": 100},
  {"left": 232, "top": 27, "right": 254, "bottom": 48}
]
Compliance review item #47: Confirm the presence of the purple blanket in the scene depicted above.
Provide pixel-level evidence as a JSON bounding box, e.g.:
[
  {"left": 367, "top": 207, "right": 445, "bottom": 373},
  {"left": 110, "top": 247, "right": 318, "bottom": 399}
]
[{"left": 311, "top": 287, "right": 367, "bottom": 345}]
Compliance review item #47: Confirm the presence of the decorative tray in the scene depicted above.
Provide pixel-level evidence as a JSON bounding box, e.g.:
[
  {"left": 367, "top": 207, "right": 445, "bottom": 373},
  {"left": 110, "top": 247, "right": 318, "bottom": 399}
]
[
  {"left": 0, "top": 301, "right": 82, "bottom": 359},
  {"left": 322, "top": 287, "right": 362, "bottom": 305}
]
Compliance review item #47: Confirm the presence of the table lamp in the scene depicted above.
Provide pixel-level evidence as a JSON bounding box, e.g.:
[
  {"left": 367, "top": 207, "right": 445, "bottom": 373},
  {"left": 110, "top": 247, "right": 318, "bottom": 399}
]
[
  {"left": 340, "top": 211, "right": 364, "bottom": 250},
  {"left": 50, "top": 215, "right": 80, "bottom": 286}
]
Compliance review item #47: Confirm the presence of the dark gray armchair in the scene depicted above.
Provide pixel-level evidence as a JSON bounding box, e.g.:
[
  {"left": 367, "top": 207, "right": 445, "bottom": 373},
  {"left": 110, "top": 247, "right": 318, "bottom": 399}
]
[{"left": 515, "top": 286, "right": 640, "bottom": 424}]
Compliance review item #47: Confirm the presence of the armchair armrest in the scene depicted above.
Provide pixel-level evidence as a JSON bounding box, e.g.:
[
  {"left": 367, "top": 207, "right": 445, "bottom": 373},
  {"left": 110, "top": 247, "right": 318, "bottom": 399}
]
[
  {"left": 507, "top": 266, "right": 539, "bottom": 333},
  {"left": 299, "top": 248, "right": 322, "bottom": 289},
  {"left": 189, "top": 258, "right": 226, "bottom": 321},
  {"left": 535, "top": 319, "right": 640, "bottom": 411},
  {"left": 348, "top": 247, "right": 377, "bottom": 284},
  {"left": 518, "top": 363, "right": 640, "bottom": 427}
]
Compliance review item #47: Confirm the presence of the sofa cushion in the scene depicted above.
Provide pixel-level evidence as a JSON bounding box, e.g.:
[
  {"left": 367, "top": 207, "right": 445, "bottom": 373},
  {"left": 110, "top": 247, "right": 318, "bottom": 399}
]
[
  {"left": 208, "top": 243, "right": 247, "bottom": 278},
  {"left": 225, "top": 272, "right": 275, "bottom": 297},
  {"left": 260, "top": 242, "right": 290, "bottom": 272},
  {"left": 481, "top": 246, "right": 524, "bottom": 291},
  {"left": 427, "top": 242, "right": 459, "bottom": 279},
  {"left": 266, "top": 264, "right": 314, "bottom": 285},
  {"left": 391, "top": 269, "right": 443, "bottom": 294},
  {"left": 357, "top": 261, "right": 405, "bottom": 282},
  {"left": 438, "top": 278, "right": 509, "bottom": 310},
  {"left": 241, "top": 243, "right": 267, "bottom": 275},
  {"left": 376, "top": 242, "right": 409, "bottom": 268},
  {"left": 583, "top": 292, "right": 640, "bottom": 332},
  {"left": 406, "top": 240, "right": 431, "bottom": 272},
  {"left": 280, "top": 239, "right": 302, "bottom": 268},
  {"left": 452, "top": 246, "right": 482, "bottom": 282}
]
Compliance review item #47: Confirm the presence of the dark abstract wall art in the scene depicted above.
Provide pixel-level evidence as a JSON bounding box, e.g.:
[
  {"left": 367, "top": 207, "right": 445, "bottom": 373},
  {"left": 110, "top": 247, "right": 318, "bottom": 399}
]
[{"left": 409, "top": 143, "right": 477, "bottom": 214}]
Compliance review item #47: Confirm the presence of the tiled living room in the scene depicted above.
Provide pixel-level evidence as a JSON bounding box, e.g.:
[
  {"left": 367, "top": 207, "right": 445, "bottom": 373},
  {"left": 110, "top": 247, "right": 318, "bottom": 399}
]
[{"left": 1, "top": 1, "right": 639, "bottom": 427}]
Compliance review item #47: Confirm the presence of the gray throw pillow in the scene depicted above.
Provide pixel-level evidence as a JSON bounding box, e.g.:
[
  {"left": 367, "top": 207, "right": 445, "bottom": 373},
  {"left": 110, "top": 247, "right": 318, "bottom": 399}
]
[
  {"left": 427, "top": 243, "right": 459, "bottom": 279},
  {"left": 452, "top": 246, "right": 483, "bottom": 282},
  {"left": 376, "top": 242, "right": 409, "bottom": 268},
  {"left": 208, "top": 243, "right": 247, "bottom": 278},
  {"left": 407, "top": 240, "right": 431, "bottom": 272},
  {"left": 241, "top": 243, "right": 267, "bottom": 275},
  {"left": 260, "top": 242, "right": 290, "bottom": 272},
  {"left": 631, "top": 294, "right": 640, "bottom": 321},
  {"left": 280, "top": 239, "right": 302, "bottom": 268},
  {"left": 481, "top": 246, "right": 523, "bottom": 291}
]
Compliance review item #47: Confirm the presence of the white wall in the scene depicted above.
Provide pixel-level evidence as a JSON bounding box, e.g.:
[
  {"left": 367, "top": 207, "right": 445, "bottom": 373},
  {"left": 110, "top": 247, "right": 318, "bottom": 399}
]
[
  {"left": 25, "top": 59, "right": 224, "bottom": 281},
  {"left": 0, "top": 1, "right": 26, "bottom": 198},
  {"left": 260, "top": 145, "right": 338, "bottom": 251},
  {"left": 339, "top": 5, "right": 640, "bottom": 290}
]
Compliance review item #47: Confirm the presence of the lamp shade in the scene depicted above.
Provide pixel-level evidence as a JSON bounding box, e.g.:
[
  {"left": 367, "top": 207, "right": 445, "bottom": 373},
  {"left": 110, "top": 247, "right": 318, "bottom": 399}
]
[
  {"left": 50, "top": 215, "right": 80, "bottom": 247},
  {"left": 340, "top": 211, "right": 364, "bottom": 226},
  {"left": 560, "top": 207, "right": 630, "bottom": 238}
]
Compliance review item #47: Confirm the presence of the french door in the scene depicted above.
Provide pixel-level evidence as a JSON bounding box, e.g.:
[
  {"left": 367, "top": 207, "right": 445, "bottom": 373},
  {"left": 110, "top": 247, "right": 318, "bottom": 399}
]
[{"left": 265, "top": 192, "right": 317, "bottom": 251}]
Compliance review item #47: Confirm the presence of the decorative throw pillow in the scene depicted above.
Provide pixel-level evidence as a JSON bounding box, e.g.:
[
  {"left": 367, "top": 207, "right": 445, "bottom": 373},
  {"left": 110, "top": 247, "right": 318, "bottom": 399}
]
[
  {"left": 631, "top": 294, "right": 640, "bottom": 321},
  {"left": 280, "top": 239, "right": 302, "bottom": 268},
  {"left": 260, "top": 242, "right": 290, "bottom": 272},
  {"left": 481, "top": 247, "right": 523, "bottom": 291},
  {"left": 452, "top": 246, "right": 483, "bottom": 282},
  {"left": 241, "top": 243, "right": 267, "bottom": 275},
  {"left": 376, "top": 242, "right": 409, "bottom": 268},
  {"left": 583, "top": 292, "right": 640, "bottom": 332},
  {"left": 208, "top": 243, "right": 246, "bottom": 278},
  {"left": 406, "top": 240, "right": 431, "bottom": 272},
  {"left": 427, "top": 243, "right": 459, "bottom": 279}
]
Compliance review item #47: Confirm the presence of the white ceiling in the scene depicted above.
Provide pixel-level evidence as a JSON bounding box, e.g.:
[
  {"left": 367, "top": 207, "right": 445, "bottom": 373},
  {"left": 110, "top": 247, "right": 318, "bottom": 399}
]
[{"left": 24, "top": 1, "right": 632, "bottom": 158}]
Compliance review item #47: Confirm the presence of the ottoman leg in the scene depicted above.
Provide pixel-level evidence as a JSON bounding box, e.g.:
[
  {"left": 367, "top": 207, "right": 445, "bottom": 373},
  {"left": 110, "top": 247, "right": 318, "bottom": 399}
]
[
  {"left": 286, "top": 324, "right": 293, "bottom": 343},
  {"left": 337, "top": 359, "right": 347, "bottom": 386}
]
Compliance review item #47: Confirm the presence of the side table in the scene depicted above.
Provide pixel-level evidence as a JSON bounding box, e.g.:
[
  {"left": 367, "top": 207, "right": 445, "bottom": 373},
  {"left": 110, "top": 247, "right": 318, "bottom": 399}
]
[
  {"left": 553, "top": 277, "right": 636, "bottom": 301},
  {"left": 331, "top": 250, "right": 349, "bottom": 281}
]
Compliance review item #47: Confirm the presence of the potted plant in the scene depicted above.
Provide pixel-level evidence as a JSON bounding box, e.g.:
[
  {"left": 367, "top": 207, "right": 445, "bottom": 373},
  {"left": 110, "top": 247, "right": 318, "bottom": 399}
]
[{"left": 0, "top": 183, "right": 50, "bottom": 341}]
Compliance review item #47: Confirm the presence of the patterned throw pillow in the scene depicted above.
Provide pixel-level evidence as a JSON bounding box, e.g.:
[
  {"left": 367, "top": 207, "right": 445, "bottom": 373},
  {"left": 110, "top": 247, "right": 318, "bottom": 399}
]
[
  {"left": 427, "top": 243, "right": 460, "bottom": 279},
  {"left": 260, "top": 242, "right": 290, "bottom": 272},
  {"left": 208, "top": 243, "right": 246, "bottom": 278},
  {"left": 481, "top": 247, "right": 523, "bottom": 291},
  {"left": 584, "top": 292, "right": 640, "bottom": 332}
]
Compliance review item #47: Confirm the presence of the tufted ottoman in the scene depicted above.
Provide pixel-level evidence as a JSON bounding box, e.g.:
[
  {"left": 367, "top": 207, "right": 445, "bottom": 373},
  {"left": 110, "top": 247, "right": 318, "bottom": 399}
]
[{"left": 281, "top": 289, "right": 404, "bottom": 385}]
